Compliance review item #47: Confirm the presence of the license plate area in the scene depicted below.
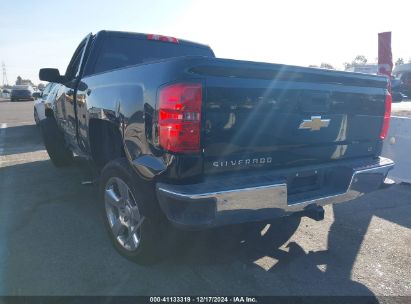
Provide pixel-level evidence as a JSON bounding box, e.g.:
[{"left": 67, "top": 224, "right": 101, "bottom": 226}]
[{"left": 287, "top": 170, "right": 323, "bottom": 195}]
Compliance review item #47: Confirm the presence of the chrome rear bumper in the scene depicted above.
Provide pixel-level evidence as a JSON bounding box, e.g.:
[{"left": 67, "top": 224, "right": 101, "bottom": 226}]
[{"left": 156, "top": 157, "right": 394, "bottom": 229}]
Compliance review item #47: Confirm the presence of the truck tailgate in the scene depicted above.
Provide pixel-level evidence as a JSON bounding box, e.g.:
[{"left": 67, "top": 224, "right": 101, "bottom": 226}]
[{"left": 190, "top": 59, "right": 389, "bottom": 173}]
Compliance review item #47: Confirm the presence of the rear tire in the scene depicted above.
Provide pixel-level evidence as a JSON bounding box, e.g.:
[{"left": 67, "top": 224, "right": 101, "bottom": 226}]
[
  {"left": 100, "top": 158, "right": 165, "bottom": 264},
  {"left": 40, "top": 117, "right": 73, "bottom": 167}
]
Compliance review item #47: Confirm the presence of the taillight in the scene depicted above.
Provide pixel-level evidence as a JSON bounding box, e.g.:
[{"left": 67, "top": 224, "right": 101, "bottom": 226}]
[
  {"left": 380, "top": 90, "right": 392, "bottom": 140},
  {"left": 147, "top": 34, "right": 179, "bottom": 44},
  {"left": 158, "top": 83, "right": 202, "bottom": 153}
]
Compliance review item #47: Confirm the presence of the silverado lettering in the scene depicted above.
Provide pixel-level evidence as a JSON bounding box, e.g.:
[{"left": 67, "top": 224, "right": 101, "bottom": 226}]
[{"left": 213, "top": 157, "right": 273, "bottom": 167}]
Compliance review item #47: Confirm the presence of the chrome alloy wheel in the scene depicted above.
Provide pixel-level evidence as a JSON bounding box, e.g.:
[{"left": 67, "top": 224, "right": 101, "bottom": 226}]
[{"left": 104, "top": 177, "right": 144, "bottom": 251}]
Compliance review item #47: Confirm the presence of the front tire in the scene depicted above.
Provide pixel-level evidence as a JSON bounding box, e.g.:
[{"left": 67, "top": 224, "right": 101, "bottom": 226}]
[
  {"left": 40, "top": 117, "right": 73, "bottom": 167},
  {"left": 100, "top": 158, "right": 164, "bottom": 264},
  {"left": 34, "top": 108, "right": 40, "bottom": 126}
]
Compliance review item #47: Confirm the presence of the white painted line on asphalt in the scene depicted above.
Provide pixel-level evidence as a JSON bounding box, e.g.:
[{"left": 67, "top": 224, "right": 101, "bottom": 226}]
[
  {"left": 0, "top": 150, "right": 48, "bottom": 167},
  {"left": 15, "top": 121, "right": 35, "bottom": 125},
  {"left": 0, "top": 124, "right": 6, "bottom": 156},
  {"left": 392, "top": 116, "right": 411, "bottom": 120},
  {"left": 1, "top": 121, "right": 34, "bottom": 127}
]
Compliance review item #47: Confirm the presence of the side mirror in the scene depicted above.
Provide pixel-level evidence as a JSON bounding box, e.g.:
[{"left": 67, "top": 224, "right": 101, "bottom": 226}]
[
  {"left": 32, "top": 92, "right": 42, "bottom": 99},
  {"left": 39, "top": 68, "right": 64, "bottom": 83}
]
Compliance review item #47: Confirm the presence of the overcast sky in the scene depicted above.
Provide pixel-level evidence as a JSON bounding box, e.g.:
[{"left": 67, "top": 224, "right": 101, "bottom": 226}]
[{"left": 1, "top": 0, "right": 410, "bottom": 85}]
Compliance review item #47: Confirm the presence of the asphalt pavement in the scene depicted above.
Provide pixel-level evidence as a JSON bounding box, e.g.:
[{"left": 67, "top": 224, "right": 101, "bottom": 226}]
[{"left": 0, "top": 100, "right": 410, "bottom": 296}]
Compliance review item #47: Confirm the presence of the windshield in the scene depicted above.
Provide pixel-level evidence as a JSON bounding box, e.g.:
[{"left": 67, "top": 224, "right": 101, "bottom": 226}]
[{"left": 93, "top": 36, "right": 214, "bottom": 74}]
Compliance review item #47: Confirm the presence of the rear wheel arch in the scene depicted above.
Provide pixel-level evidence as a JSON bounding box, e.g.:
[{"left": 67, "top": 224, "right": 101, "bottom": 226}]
[{"left": 88, "top": 119, "right": 126, "bottom": 168}]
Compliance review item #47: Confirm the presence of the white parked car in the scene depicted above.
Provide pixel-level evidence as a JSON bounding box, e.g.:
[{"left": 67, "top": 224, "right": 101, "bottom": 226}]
[
  {"left": 1, "top": 89, "right": 11, "bottom": 98},
  {"left": 33, "top": 83, "right": 59, "bottom": 125}
]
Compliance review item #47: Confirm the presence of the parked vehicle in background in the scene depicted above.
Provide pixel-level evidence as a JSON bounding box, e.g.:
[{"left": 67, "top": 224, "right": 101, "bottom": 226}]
[
  {"left": 39, "top": 30, "right": 394, "bottom": 263},
  {"left": 33, "top": 83, "right": 60, "bottom": 125},
  {"left": 393, "top": 63, "right": 411, "bottom": 98},
  {"left": 345, "top": 64, "right": 405, "bottom": 101},
  {"left": 10, "top": 85, "right": 35, "bottom": 101},
  {"left": 1, "top": 89, "right": 11, "bottom": 99}
]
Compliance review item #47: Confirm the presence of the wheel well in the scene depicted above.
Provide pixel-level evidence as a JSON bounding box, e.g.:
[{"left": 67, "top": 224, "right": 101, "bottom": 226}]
[{"left": 88, "top": 119, "right": 125, "bottom": 168}]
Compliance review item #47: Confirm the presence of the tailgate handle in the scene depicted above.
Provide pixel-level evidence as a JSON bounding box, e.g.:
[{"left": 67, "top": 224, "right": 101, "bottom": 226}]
[{"left": 300, "top": 91, "right": 331, "bottom": 113}]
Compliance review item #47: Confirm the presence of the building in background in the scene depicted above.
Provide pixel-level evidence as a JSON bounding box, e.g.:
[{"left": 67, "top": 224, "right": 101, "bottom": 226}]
[{"left": 345, "top": 64, "right": 378, "bottom": 74}]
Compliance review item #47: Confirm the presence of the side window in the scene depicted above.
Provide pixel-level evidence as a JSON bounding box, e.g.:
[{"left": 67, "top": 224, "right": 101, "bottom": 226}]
[
  {"left": 64, "top": 40, "right": 87, "bottom": 81},
  {"left": 66, "top": 48, "right": 84, "bottom": 81}
]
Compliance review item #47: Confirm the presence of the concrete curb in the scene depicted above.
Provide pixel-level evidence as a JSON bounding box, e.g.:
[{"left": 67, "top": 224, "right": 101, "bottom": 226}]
[{"left": 382, "top": 116, "right": 411, "bottom": 183}]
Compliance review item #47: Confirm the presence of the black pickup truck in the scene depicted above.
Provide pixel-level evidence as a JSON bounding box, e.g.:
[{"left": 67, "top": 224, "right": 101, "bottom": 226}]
[{"left": 39, "top": 30, "right": 394, "bottom": 262}]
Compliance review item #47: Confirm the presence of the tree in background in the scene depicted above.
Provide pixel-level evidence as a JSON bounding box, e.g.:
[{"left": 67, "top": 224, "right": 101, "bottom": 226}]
[
  {"left": 395, "top": 58, "right": 404, "bottom": 66},
  {"left": 320, "top": 63, "right": 335, "bottom": 70},
  {"left": 15, "top": 76, "right": 22, "bottom": 85},
  {"left": 354, "top": 55, "right": 368, "bottom": 65},
  {"left": 15, "top": 76, "right": 34, "bottom": 87},
  {"left": 37, "top": 83, "right": 45, "bottom": 91},
  {"left": 343, "top": 55, "right": 368, "bottom": 70}
]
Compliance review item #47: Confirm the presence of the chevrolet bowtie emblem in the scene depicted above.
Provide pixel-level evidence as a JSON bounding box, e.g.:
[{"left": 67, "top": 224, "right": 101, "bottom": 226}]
[{"left": 299, "top": 116, "right": 330, "bottom": 131}]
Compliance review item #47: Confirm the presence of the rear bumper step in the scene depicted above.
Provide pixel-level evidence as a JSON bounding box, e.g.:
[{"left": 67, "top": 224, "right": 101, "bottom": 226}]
[{"left": 156, "top": 157, "right": 394, "bottom": 229}]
